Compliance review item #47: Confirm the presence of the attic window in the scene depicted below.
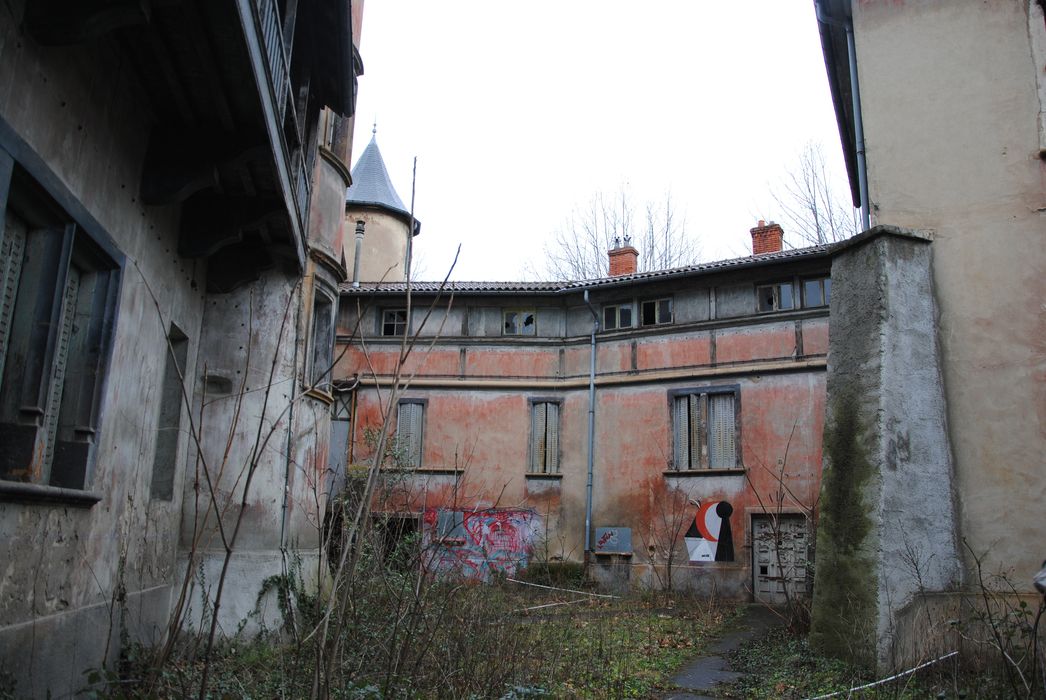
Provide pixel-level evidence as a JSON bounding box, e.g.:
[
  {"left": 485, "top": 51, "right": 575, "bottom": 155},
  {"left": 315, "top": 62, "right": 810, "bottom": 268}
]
[
  {"left": 756, "top": 282, "right": 794, "bottom": 312},
  {"left": 503, "top": 309, "right": 536, "bottom": 336}
]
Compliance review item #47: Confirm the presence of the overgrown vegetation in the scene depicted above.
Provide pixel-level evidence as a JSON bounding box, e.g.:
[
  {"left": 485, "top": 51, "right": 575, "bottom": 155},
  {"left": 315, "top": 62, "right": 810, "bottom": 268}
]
[
  {"left": 83, "top": 574, "right": 729, "bottom": 699},
  {"left": 722, "top": 625, "right": 1040, "bottom": 700}
]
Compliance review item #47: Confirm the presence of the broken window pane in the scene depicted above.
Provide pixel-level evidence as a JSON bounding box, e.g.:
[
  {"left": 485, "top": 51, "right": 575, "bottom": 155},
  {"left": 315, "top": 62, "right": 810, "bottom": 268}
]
[
  {"left": 641, "top": 298, "right": 672, "bottom": 326},
  {"left": 503, "top": 309, "right": 537, "bottom": 336},
  {"left": 382, "top": 308, "right": 407, "bottom": 336}
]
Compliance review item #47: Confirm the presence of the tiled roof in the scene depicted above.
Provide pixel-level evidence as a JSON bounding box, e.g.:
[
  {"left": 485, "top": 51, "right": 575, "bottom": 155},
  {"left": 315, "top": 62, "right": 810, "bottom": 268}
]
[
  {"left": 346, "top": 136, "right": 419, "bottom": 232},
  {"left": 341, "top": 244, "right": 833, "bottom": 295}
]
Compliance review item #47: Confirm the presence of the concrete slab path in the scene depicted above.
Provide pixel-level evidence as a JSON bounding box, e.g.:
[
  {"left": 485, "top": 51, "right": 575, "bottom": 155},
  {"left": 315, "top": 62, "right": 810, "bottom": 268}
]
[{"left": 661, "top": 604, "right": 785, "bottom": 700}]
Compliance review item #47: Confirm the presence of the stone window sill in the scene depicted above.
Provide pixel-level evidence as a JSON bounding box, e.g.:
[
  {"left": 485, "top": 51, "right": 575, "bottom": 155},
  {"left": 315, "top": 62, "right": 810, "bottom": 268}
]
[
  {"left": 525, "top": 472, "right": 563, "bottom": 479},
  {"left": 383, "top": 467, "right": 464, "bottom": 475},
  {"left": 663, "top": 468, "right": 747, "bottom": 477},
  {"left": 0, "top": 480, "right": 102, "bottom": 508}
]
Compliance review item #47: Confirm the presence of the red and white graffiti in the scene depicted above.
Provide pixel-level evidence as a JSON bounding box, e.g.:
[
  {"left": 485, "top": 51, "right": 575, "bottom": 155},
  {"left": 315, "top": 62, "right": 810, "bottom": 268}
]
[{"left": 422, "top": 508, "right": 538, "bottom": 582}]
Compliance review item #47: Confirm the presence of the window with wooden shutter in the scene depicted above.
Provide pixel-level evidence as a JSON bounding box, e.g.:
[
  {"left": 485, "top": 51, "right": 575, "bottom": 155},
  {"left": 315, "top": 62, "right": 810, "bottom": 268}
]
[
  {"left": 671, "top": 387, "right": 739, "bottom": 471},
  {"left": 396, "top": 400, "right": 424, "bottom": 468},
  {"left": 530, "top": 400, "right": 560, "bottom": 473}
]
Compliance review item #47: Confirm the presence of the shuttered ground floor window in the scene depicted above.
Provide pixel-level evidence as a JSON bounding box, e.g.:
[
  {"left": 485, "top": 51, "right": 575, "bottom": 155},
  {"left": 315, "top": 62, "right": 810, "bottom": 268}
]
[
  {"left": 671, "top": 387, "right": 739, "bottom": 470},
  {"left": 529, "top": 400, "right": 560, "bottom": 473}
]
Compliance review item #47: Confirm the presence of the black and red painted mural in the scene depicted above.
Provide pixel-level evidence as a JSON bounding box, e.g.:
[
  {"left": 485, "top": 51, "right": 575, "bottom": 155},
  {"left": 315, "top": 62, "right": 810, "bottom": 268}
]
[{"left": 683, "top": 500, "right": 734, "bottom": 562}]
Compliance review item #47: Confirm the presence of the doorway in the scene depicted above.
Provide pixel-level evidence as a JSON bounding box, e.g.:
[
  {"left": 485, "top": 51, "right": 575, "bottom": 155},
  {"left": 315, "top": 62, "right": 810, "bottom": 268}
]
[{"left": 752, "top": 514, "right": 809, "bottom": 605}]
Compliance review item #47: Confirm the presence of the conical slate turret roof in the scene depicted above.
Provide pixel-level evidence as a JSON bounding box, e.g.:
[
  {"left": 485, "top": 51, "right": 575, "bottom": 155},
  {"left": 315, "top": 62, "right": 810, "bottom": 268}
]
[{"left": 346, "top": 134, "right": 420, "bottom": 234}]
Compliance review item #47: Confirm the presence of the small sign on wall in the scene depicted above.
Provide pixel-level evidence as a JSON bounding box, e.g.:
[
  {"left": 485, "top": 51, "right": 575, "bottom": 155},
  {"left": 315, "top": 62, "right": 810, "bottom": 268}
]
[{"left": 594, "top": 527, "right": 632, "bottom": 554}]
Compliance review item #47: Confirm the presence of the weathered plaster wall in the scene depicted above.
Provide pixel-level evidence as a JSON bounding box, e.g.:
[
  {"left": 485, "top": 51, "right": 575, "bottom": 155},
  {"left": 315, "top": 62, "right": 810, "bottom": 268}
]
[
  {"left": 853, "top": 0, "right": 1046, "bottom": 582},
  {"left": 0, "top": 17, "right": 204, "bottom": 697},
  {"left": 344, "top": 209, "right": 409, "bottom": 283},
  {"left": 811, "top": 229, "right": 961, "bottom": 669},
  {"left": 339, "top": 292, "right": 829, "bottom": 597}
]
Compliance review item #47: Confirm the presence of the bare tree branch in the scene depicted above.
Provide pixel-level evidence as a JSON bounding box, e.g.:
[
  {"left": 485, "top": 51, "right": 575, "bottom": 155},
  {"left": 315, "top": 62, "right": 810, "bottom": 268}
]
[{"left": 770, "top": 141, "right": 859, "bottom": 247}]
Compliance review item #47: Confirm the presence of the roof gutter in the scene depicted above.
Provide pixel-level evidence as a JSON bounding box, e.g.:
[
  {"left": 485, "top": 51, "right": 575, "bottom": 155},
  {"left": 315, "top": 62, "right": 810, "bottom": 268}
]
[{"left": 815, "top": 0, "right": 871, "bottom": 231}]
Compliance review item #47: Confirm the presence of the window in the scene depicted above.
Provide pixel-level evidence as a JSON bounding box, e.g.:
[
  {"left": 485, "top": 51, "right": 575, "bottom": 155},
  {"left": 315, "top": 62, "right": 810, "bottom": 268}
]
[
  {"left": 395, "top": 399, "right": 425, "bottom": 468},
  {"left": 150, "top": 325, "right": 188, "bottom": 501},
  {"left": 529, "top": 400, "right": 560, "bottom": 473},
  {"left": 756, "top": 282, "right": 794, "bottom": 312},
  {"left": 641, "top": 298, "right": 672, "bottom": 326},
  {"left": 503, "top": 309, "right": 536, "bottom": 336},
  {"left": 0, "top": 166, "right": 120, "bottom": 490},
  {"left": 381, "top": 308, "right": 407, "bottom": 337},
  {"left": 310, "top": 290, "right": 335, "bottom": 391},
  {"left": 801, "top": 277, "right": 831, "bottom": 308},
  {"left": 603, "top": 303, "right": 633, "bottom": 331},
  {"left": 671, "top": 387, "right": 738, "bottom": 470}
]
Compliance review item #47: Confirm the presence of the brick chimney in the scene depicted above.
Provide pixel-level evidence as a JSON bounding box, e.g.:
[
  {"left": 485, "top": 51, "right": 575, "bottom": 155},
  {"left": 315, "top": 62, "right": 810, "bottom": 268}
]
[
  {"left": 608, "top": 240, "right": 639, "bottom": 276},
  {"left": 750, "top": 220, "right": 784, "bottom": 255}
]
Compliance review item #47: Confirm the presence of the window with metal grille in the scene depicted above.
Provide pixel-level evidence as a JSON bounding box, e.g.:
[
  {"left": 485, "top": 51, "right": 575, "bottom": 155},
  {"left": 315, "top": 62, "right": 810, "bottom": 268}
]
[
  {"left": 529, "top": 400, "right": 560, "bottom": 473},
  {"left": 801, "top": 277, "right": 831, "bottom": 308},
  {"left": 671, "top": 387, "right": 739, "bottom": 470},
  {"left": 640, "top": 297, "right": 672, "bottom": 326},
  {"left": 381, "top": 308, "right": 407, "bottom": 336},
  {"left": 756, "top": 282, "right": 795, "bottom": 312},
  {"left": 396, "top": 399, "right": 425, "bottom": 468},
  {"left": 503, "top": 309, "right": 536, "bottom": 336},
  {"left": 603, "top": 303, "right": 633, "bottom": 331},
  {"left": 0, "top": 161, "right": 121, "bottom": 490}
]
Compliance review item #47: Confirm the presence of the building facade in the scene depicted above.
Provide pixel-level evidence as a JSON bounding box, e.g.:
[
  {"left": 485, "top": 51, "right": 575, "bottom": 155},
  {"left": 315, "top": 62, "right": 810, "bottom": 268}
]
[
  {"left": 0, "top": 1, "right": 363, "bottom": 696},
  {"left": 336, "top": 211, "right": 833, "bottom": 599},
  {"left": 812, "top": 0, "right": 1046, "bottom": 669}
]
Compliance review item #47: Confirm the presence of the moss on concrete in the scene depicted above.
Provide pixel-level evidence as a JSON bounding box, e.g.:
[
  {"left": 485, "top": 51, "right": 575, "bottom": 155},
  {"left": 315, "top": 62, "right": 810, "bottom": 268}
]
[{"left": 809, "top": 390, "right": 877, "bottom": 668}]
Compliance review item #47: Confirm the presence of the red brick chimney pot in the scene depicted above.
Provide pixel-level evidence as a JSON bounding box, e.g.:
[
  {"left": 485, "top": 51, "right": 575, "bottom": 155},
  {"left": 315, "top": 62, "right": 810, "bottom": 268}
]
[{"left": 750, "top": 221, "right": 784, "bottom": 255}]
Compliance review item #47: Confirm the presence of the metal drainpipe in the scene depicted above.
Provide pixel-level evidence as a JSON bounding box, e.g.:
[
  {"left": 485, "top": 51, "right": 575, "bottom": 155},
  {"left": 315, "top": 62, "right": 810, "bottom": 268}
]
[
  {"left": 582, "top": 289, "right": 599, "bottom": 561},
  {"left": 351, "top": 220, "right": 365, "bottom": 287},
  {"left": 815, "top": 1, "right": 871, "bottom": 231}
]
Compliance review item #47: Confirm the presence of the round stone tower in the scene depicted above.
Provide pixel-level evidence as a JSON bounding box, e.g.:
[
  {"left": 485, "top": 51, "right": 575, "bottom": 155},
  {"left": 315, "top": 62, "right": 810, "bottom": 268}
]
[{"left": 344, "top": 129, "right": 420, "bottom": 283}]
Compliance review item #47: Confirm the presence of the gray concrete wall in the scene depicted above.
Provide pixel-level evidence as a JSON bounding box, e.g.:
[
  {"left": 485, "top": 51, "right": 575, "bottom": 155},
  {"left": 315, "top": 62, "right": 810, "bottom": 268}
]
[
  {"left": 811, "top": 228, "right": 961, "bottom": 670},
  {"left": 0, "top": 15, "right": 204, "bottom": 697},
  {"left": 852, "top": 0, "right": 1046, "bottom": 584}
]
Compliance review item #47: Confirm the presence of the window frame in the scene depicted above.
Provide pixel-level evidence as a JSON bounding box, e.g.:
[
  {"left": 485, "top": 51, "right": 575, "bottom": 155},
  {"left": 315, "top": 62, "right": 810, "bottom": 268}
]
[
  {"left": 602, "top": 302, "right": 634, "bottom": 332},
  {"left": 381, "top": 308, "right": 408, "bottom": 337},
  {"left": 528, "top": 398, "right": 561, "bottom": 474},
  {"left": 503, "top": 308, "right": 537, "bottom": 336},
  {"left": 150, "top": 324, "right": 189, "bottom": 501},
  {"left": 801, "top": 276, "right": 831, "bottom": 309},
  {"left": 309, "top": 285, "right": 336, "bottom": 392},
  {"left": 640, "top": 297, "right": 673, "bottom": 327},
  {"left": 395, "top": 398, "right": 426, "bottom": 469},
  {"left": 0, "top": 146, "right": 122, "bottom": 494},
  {"left": 668, "top": 385, "right": 741, "bottom": 471},
  {"left": 756, "top": 281, "right": 796, "bottom": 313}
]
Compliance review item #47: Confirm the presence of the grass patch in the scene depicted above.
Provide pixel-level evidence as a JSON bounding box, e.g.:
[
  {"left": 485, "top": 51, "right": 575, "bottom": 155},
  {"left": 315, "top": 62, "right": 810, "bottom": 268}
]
[
  {"left": 94, "top": 585, "right": 730, "bottom": 699},
  {"left": 720, "top": 627, "right": 1024, "bottom": 700}
]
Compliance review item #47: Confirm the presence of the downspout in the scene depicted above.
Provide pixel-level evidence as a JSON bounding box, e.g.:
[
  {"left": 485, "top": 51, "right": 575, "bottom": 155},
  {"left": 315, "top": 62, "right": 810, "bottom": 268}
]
[
  {"left": 351, "top": 220, "right": 365, "bottom": 287},
  {"left": 582, "top": 290, "right": 599, "bottom": 563},
  {"left": 816, "top": 1, "right": 871, "bottom": 231}
]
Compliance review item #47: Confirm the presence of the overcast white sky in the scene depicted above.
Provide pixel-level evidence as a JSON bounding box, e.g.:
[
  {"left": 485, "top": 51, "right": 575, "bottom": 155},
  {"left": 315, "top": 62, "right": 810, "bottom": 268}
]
[{"left": 351, "top": 1, "right": 847, "bottom": 281}]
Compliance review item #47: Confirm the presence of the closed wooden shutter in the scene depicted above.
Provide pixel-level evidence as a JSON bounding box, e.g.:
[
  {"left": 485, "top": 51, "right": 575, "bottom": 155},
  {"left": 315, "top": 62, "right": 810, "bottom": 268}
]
[
  {"left": 545, "top": 402, "right": 559, "bottom": 473},
  {"left": 674, "top": 396, "right": 689, "bottom": 469},
  {"left": 708, "top": 393, "right": 736, "bottom": 468},
  {"left": 397, "top": 402, "right": 423, "bottom": 468}
]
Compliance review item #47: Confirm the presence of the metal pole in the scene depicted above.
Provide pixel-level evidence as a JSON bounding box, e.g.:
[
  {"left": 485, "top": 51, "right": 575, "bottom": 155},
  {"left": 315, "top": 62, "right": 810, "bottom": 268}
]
[
  {"left": 583, "top": 289, "right": 599, "bottom": 557},
  {"left": 351, "top": 219, "right": 365, "bottom": 287}
]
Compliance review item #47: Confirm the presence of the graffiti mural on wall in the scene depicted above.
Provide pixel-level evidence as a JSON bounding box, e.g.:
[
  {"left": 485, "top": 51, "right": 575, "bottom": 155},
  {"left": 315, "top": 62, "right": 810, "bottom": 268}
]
[
  {"left": 423, "top": 508, "right": 539, "bottom": 581},
  {"left": 684, "top": 501, "right": 734, "bottom": 562}
]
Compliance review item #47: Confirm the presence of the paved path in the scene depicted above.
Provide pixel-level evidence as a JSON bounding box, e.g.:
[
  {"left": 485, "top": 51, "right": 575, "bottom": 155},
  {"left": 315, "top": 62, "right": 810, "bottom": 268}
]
[{"left": 661, "top": 604, "right": 784, "bottom": 700}]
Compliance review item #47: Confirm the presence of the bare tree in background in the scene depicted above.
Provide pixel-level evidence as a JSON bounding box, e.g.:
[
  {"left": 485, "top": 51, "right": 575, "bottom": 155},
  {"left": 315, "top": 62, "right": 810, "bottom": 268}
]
[
  {"left": 531, "top": 189, "right": 700, "bottom": 281},
  {"left": 771, "top": 141, "right": 859, "bottom": 247}
]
